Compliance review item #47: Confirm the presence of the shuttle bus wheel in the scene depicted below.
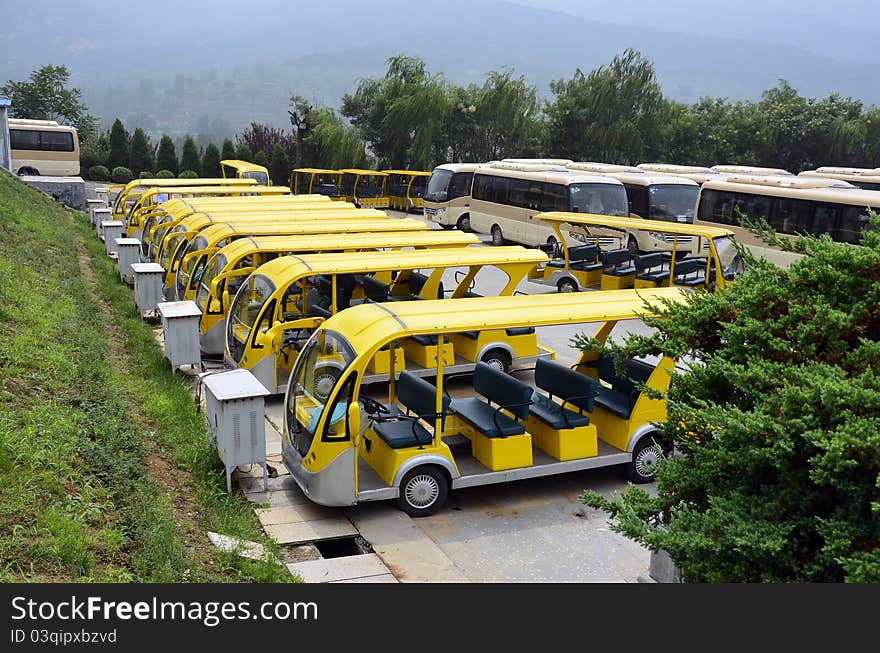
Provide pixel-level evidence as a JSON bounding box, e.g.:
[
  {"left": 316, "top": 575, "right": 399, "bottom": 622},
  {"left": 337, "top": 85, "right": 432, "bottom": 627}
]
[
  {"left": 397, "top": 466, "right": 448, "bottom": 517},
  {"left": 557, "top": 278, "right": 578, "bottom": 293},
  {"left": 628, "top": 434, "right": 665, "bottom": 483}
]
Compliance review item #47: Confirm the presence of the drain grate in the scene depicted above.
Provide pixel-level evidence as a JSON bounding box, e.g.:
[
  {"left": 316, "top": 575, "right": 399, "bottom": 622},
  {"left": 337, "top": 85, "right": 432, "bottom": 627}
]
[{"left": 314, "top": 535, "right": 373, "bottom": 559}]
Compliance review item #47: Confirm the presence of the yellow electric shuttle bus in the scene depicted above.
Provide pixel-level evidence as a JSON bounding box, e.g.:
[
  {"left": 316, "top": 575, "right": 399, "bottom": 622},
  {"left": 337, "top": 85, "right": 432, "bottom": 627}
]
[
  {"left": 339, "top": 169, "right": 390, "bottom": 208},
  {"left": 177, "top": 217, "right": 456, "bottom": 303},
  {"left": 280, "top": 287, "right": 688, "bottom": 516},
  {"left": 125, "top": 185, "right": 289, "bottom": 237},
  {"left": 224, "top": 246, "right": 549, "bottom": 394},
  {"left": 159, "top": 210, "right": 413, "bottom": 297},
  {"left": 111, "top": 177, "right": 257, "bottom": 222},
  {"left": 469, "top": 162, "right": 630, "bottom": 248},
  {"left": 423, "top": 163, "right": 484, "bottom": 231},
  {"left": 145, "top": 196, "right": 349, "bottom": 260},
  {"left": 382, "top": 170, "right": 431, "bottom": 211},
  {"left": 799, "top": 168, "right": 880, "bottom": 191},
  {"left": 196, "top": 230, "right": 480, "bottom": 354},
  {"left": 142, "top": 194, "right": 338, "bottom": 254},
  {"left": 221, "top": 159, "right": 271, "bottom": 185},
  {"left": 290, "top": 169, "right": 342, "bottom": 196},
  {"left": 529, "top": 212, "right": 741, "bottom": 294},
  {"left": 695, "top": 174, "right": 880, "bottom": 267}
]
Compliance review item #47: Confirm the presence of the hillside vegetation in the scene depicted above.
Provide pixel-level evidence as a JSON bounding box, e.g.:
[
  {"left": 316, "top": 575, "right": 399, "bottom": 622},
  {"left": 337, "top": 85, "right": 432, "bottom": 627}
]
[{"left": 0, "top": 173, "right": 288, "bottom": 582}]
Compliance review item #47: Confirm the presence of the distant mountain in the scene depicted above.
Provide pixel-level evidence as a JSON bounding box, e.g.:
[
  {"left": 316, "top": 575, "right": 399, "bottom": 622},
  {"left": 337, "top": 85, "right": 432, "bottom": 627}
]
[{"left": 4, "top": 0, "right": 877, "bottom": 140}]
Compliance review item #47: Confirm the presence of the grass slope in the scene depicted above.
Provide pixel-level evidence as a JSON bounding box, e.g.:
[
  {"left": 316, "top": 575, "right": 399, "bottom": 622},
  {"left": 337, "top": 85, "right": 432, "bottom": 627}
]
[{"left": 0, "top": 173, "right": 290, "bottom": 582}]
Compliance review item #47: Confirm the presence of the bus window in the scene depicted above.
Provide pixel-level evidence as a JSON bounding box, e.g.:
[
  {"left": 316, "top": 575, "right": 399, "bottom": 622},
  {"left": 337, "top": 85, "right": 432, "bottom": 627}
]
[
  {"left": 542, "top": 183, "right": 568, "bottom": 212},
  {"left": 448, "top": 172, "right": 473, "bottom": 198},
  {"left": 569, "top": 183, "right": 628, "bottom": 216},
  {"left": 648, "top": 185, "right": 696, "bottom": 223}
]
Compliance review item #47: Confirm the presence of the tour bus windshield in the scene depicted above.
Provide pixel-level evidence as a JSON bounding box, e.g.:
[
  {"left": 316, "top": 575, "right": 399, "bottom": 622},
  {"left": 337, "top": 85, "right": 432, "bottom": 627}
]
[
  {"left": 195, "top": 253, "right": 227, "bottom": 313},
  {"left": 569, "top": 183, "right": 629, "bottom": 216},
  {"left": 227, "top": 274, "right": 275, "bottom": 363},
  {"left": 649, "top": 184, "right": 698, "bottom": 222},
  {"left": 425, "top": 169, "right": 453, "bottom": 201},
  {"left": 286, "top": 330, "right": 356, "bottom": 456}
]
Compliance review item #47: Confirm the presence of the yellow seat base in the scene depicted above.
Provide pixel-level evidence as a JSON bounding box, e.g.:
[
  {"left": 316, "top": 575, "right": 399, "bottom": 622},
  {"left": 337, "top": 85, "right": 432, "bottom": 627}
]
[
  {"left": 600, "top": 273, "right": 635, "bottom": 290},
  {"left": 526, "top": 415, "right": 598, "bottom": 461},
  {"left": 359, "top": 427, "right": 453, "bottom": 487},
  {"left": 402, "top": 339, "right": 455, "bottom": 368},
  {"left": 367, "top": 347, "right": 404, "bottom": 375}
]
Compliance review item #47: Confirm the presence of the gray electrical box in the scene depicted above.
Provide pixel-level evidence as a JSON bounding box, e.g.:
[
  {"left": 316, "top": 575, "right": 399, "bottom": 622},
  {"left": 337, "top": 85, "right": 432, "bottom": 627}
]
[
  {"left": 102, "top": 221, "right": 124, "bottom": 255},
  {"left": 131, "top": 262, "right": 165, "bottom": 316},
  {"left": 202, "top": 369, "right": 270, "bottom": 492},
  {"left": 93, "top": 208, "right": 111, "bottom": 237},
  {"left": 157, "top": 300, "right": 202, "bottom": 372},
  {"left": 94, "top": 187, "right": 109, "bottom": 207},
  {"left": 86, "top": 199, "right": 103, "bottom": 226},
  {"left": 116, "top": 237, "right": 141, "bottom": 284}
]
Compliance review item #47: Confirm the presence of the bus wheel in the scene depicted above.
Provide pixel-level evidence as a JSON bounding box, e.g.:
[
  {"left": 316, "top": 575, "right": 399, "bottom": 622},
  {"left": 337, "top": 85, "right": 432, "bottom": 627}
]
[
  {"left": 397, "top": 466, "right": 448, "bottom": 517},
  {"left": 480, "top": 348, "right": 511, "bottom": 373},
  {"left": 557, "top": 278, "right": 578, "bottom": 293},
  {"left": 313, "top": 367, "right": 340, "bottom": 402},
  {"left": 456, "top": 215, "right": 471, "bottom": 232},
  {"left": 17, "top": 167, "right": 38, "bottom": 176},
  {"left": 628, "top": 435, "right": 665, "bottom": 483},
  {"left": 491, "top": 225, "right": 504, "bottom": 246},
  {"left": 626, "top": 235, "right": 640, "bottom": 256}
]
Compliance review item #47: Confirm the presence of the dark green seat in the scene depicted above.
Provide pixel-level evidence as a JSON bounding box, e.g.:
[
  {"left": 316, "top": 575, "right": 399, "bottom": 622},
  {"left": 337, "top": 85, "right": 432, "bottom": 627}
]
[
  {"left": 635, "top": 253, "right": 670, "bottom": 283},
  {"left": 601, "top": 249, "right": 636, "bottom": 277},
  {"left": 460, "top": 331, "right": 480, "bottom": 340},
  {"left": 373, "top": 371, "right": 449, "bottom": 449},
  {"left": 505, "top": 327, "right": 535, "bottom": 337},
  {"left": 449, "top": 363, "right": 532, "bottom": 438},
  {"left": 361, "top": 275, "right": 390, "bottom": 302},
  {"left": 672, "top": 258, "right": 706, "bottom": 286},
  {"left": 593, "top": 354, "right": 655, "bottom": 420},
  {"left": 528, "top": 358, "right": 596, "bottom": 429},
  {"left": 411, "top": 334, "right": 439, "bottom": 346}
]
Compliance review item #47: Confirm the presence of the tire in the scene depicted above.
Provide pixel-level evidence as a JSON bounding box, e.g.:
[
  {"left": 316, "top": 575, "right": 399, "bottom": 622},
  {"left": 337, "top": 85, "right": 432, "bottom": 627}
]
[
  {"left": 491, "top": 225, "right": 504, "bottom": 246},
  {"left": 480, "top": 348, "right": 511, "bottom": 373},
  {"left": 313, "top": 367, "right": 340, "bottom": 402},
  {"left": 626, "top": 235, "right": 640, "bottom": 256},
  {"left": 440, "top": 224, "right": 455, "bottom": 230},
  {"left": 628, "top": 435, "right": 665, "bottom": 483},
  {"left": 17, "top": 167, "right": 38, "bottom": 176},
  {"left": 557, "top": 278, "right": 578, "bottom": 293},
  {"left": 396, "top": 466, "right": 449, "bottom": 517},
  {"left": 456, "top": 214, "right": 471, "bottom": 232}
]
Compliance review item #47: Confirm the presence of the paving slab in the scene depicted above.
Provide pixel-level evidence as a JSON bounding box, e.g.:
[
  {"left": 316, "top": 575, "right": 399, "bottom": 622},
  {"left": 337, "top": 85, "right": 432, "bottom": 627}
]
[
  {"left": 207, "top": 532, "right": 270, "bottom": 561},
  {"left": 265, "top": 519, "right": 358, "bottom": 544},
  {"left": 256, "top": 504, "right": 343, "bottom": 526},
  {"left": 287, "top": 553, "right": 392, "bottom": 583},
  {"left": 345, "top": 504, "right": 469, "bottom": 583}
]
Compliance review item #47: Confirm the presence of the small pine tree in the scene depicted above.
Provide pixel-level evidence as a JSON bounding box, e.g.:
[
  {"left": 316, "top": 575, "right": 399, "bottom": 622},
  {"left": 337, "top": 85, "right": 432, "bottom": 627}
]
[
  {"left": 129, "top": 128, "right": 155, "bottom": 176},
  {"left": 156, "top": 135, "right": 178, "bottom": 175},
  {"left": 221, "top": 138, "right": 236, "bottom": 162},
  {"left": 270, "top": 142, "right": 290, "bottom": 186},
  {"left": 180, "top": 136, "right": 202, "bottom": 176},
  {"left": 253, "top": 149, "right": 269, "bottom": 169},
  {"left": 201, "top": 143, "right": 221, "bottom": 178},
  {"left": 108, "top": 118, "right": 129, "bottom": 170},
  {"left": 234, "top": 142, "right": 253, "bottom": 162}
]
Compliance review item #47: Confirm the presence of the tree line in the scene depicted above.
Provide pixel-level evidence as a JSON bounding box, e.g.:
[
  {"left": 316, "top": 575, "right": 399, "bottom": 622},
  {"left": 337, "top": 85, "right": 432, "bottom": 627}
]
[{"left": 6, "top": 53, "right": 880, "bottom": 183}]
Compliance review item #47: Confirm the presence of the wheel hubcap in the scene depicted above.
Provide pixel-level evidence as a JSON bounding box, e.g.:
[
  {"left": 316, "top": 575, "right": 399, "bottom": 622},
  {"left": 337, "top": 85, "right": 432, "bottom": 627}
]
[
  {"left": 560, "top": 282, "right": 575, "bottom": 293},
  {"left": 405, "top": 475, "right": 439, "bottom": 508},
  {"left": 314, "top": 373, "right": 337, "bottom": 400},
  {"left": 484, "top": 357, "right": 505, "bottom": 372},
  {"left": 635, "top": 445, "right": 662, "bottom": 478}
]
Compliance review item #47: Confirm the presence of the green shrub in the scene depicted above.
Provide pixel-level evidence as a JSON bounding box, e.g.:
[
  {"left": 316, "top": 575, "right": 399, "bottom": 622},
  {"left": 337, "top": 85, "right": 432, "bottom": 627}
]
[
  {"left": 178, "top": 170, "right": 199, "bottom": 179},
  {"left": 111, "top": 166, "right": 134, "bottom": 184},
  {"left": 155, "top": 169, "right": 175, "bottom": 179},
  {"left": 138, "top": 171, "right": 155, "bottom": 179},
  {"left": 88, "top": 165, "right": 110, "bottom": 181}
]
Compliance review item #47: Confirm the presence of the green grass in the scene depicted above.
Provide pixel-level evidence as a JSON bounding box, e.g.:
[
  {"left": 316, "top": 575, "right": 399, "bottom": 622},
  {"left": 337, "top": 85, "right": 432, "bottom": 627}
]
[{"left": 0, "top": 173, "right": 290, "bottom": 582}]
